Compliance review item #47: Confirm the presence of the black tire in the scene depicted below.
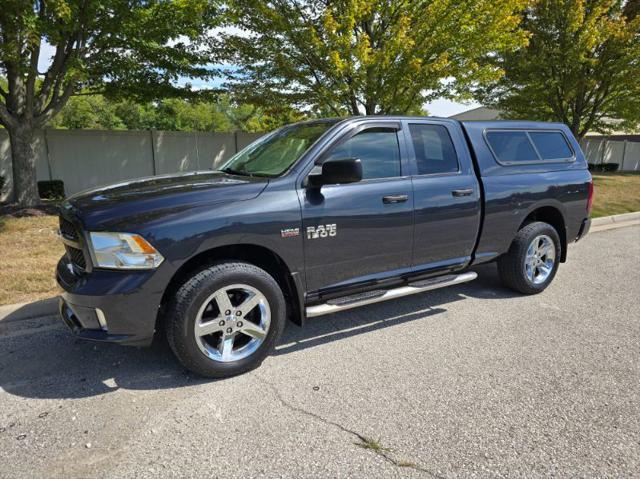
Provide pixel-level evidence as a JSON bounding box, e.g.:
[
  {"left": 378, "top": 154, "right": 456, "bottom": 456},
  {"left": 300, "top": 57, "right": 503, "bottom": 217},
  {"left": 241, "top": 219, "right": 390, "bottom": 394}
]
[
  {"left": 166, "top": 261, "right": 286, "bottom": 378},
  {"left": 497, "top": 221, "right": 561, "bottom": 295}
]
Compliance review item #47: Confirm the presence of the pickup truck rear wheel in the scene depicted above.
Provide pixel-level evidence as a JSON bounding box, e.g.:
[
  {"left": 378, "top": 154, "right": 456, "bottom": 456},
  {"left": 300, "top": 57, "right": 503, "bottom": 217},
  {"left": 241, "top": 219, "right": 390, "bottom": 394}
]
[
  {"left": 166, "top": 262, "right": 286, "bottom": 378},
  {"left": 498, "top": 221, "right": 561, "bottom": 295}
]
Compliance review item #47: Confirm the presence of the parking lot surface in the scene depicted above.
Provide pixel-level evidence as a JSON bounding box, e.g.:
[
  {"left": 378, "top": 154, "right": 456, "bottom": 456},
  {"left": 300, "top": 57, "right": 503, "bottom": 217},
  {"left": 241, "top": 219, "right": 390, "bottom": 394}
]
[{"left": 1, "top": 225, "right": 639, "bottom": 478}]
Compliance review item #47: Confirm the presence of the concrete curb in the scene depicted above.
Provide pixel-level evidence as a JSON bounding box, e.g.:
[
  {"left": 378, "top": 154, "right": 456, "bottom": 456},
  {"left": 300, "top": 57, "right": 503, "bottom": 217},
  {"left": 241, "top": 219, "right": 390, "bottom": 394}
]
[
  {"left": 1, "top": 211, "right": 638, "bottom": 323},
  {"left": 592, "top": 211, "right": 640, "bottom": 226}
]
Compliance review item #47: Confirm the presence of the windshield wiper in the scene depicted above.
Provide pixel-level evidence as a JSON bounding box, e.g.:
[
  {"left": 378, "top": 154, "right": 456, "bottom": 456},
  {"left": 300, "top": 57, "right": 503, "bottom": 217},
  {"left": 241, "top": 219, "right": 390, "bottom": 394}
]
[{"left": 220, "top": 167, "right": 253, "bottom": 177}]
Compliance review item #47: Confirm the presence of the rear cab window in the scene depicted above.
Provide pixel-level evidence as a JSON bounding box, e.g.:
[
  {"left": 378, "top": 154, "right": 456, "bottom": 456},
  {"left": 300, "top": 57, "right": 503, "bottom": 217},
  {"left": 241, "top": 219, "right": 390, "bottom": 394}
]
[
  {"left": 528, "top": 131, "right": 574, "bottom": 160},
  {"left": 485, "top": 129, "right": 574, "bottom": 164}
]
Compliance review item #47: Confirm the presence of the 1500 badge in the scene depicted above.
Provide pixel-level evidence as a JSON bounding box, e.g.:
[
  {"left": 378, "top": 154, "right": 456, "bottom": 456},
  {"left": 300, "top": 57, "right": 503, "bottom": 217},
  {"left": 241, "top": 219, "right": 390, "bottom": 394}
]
[{"left": 307, "top": 224, "right": 337, "bottom": 239}]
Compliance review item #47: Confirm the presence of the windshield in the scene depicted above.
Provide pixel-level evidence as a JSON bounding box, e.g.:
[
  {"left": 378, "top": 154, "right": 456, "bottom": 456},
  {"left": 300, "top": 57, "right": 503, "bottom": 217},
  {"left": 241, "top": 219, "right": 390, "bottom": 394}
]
[{"left": 220, "top": 121, "right": 336, "bottom": 177}]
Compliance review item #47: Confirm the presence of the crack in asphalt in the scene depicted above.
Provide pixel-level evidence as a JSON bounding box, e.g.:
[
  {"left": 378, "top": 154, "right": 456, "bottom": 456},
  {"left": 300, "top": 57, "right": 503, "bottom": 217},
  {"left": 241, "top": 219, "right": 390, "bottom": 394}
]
[{"left": 257, "top": 376, "right": 445, "bottom": 478}]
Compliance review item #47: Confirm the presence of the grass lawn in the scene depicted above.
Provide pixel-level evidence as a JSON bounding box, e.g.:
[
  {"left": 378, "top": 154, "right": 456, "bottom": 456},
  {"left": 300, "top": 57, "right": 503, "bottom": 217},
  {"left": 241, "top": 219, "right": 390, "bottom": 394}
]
[
  {"left": 592, "top": 173, "right": 640, "bottom": 218},
  {"left": 0, "top": 215, "right": 63, "bottom": 305},
  {"left": 0, "top": 173, "right": 638, "bottom": 306}
]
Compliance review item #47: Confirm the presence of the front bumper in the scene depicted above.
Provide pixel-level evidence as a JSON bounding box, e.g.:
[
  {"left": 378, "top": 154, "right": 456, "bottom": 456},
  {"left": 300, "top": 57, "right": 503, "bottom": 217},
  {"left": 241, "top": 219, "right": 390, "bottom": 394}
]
[{"left": 56, "top": 256, "right": 166, "bottom": 347}]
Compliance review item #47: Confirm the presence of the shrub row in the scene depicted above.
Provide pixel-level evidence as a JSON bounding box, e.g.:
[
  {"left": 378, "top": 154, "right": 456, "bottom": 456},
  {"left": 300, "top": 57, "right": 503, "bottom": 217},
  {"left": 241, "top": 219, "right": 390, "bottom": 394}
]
[
  {"left": 0, "top": 178, "right": 66, "bottom": 201},
  {"left": 37, "top": 180, "right": 66, "bottom": 199},
  {"left": 588, "top": 163, "right": 619, "bottom": 172}
]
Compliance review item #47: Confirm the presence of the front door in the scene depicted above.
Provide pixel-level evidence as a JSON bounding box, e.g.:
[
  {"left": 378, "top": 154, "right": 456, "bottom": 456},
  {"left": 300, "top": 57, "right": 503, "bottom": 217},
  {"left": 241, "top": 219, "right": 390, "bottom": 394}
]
[{"left": 299, "top": 123, "right": 414, "bottom": 293}]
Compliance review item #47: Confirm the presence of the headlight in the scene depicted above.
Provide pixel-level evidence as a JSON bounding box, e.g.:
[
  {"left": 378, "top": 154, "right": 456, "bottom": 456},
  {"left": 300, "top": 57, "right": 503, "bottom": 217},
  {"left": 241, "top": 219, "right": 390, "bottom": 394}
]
[{"left": 89, "top": 232, "right": 164, "bottom": 270}]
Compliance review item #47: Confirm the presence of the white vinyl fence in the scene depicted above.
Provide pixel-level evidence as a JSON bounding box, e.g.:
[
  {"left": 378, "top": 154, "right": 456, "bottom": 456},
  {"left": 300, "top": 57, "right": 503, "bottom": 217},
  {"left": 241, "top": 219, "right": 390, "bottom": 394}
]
[
  {"left": 580, "top": 138, "right": 640, "bottom": 172},
  {"left": 0, "top": 129, "right": 264, "bottom": 202}
]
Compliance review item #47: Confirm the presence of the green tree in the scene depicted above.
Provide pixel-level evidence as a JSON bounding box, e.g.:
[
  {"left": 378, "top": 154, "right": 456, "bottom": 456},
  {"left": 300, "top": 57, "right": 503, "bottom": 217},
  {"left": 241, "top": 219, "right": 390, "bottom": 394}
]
[
  {"left": 113, "top": 101, "right": 158, "bottom": 131},
  {"left": 173, "top": 99, "right": 233, "bottom": 131},
  {"left": 0, "top": 0, "right": 218, "bottom": 206},
  {"left": 476, "top": 0, "right": 640, "bottom": 139},
  {"left": 216, "top": 95, "right": 308, "bottom": 131},
  {"left": 222, "top": 0, "right": 528, "bottom": 116},
  {"left": 49, "top": 94, "right": 124, "bottom": 129},
  {"left": 48, "top": 93, "right": 305, "bottom": 132}
]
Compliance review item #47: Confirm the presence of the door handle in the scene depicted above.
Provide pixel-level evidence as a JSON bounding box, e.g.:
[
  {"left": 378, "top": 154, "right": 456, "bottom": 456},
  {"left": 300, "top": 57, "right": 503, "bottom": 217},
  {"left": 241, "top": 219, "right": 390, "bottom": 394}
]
[
  {"left": 451, "top": 188, "right": 474, "bottom": 197},
  {"left": 382, "top": 194, "right": 409, "bottom": 204}
]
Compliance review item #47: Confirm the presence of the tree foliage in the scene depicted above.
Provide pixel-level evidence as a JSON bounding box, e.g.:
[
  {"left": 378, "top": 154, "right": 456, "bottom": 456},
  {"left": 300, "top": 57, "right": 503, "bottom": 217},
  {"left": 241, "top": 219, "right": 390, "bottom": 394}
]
[
  {"left": 0, "top": 0, "right": 219, "bottom": 128},
  {"left": 48, "top": 94, "right": 305, "bottom": 132},
  {"left": 222, "top": 0, "right": 529, "bottom": 116},
  {"left": 476, "top": 0, "right": 640, "bottom": 138},
  {"left": 0, "top": 0, "right": 219, "bottom": 206}
]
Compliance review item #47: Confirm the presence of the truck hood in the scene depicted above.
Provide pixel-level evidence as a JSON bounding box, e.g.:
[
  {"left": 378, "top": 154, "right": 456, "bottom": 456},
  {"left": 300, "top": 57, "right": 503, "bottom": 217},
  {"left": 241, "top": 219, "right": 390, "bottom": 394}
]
[{"left": 65, "top": 171, "right": 268, "bottom": 230}]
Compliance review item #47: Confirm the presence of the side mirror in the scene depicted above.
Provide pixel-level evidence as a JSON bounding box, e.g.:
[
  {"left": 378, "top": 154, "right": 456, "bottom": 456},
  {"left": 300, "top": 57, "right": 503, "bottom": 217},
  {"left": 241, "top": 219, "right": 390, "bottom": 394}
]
[{"left": 308, "top": 158, "right": 363, "bottom": 187}]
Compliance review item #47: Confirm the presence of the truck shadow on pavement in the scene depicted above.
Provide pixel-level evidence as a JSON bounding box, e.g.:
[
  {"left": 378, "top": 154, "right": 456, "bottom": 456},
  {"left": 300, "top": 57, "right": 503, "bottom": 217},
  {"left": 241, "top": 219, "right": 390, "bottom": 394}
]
[{"left": 0, "top": 264, "right": 515, "bottom": 400}]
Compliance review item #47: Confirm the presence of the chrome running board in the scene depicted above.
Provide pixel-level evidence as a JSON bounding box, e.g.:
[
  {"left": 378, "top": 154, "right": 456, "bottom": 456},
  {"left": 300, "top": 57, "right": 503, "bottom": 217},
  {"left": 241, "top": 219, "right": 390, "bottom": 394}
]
[{"left": 305, "top": 271, "right": 478, "bottom": 318}]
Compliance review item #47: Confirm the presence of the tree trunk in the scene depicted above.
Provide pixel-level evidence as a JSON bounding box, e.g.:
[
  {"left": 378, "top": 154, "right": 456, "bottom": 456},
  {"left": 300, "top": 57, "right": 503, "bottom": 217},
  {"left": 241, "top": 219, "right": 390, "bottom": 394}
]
[
  {"left": 364, "top": 101, "right": 376, "bottom": 115},
  {"left": 570, "top": 117, "right": 582, "bottom": 141},
  {"left": 7, "top": 124, "right": 41, "bottom": 207}
]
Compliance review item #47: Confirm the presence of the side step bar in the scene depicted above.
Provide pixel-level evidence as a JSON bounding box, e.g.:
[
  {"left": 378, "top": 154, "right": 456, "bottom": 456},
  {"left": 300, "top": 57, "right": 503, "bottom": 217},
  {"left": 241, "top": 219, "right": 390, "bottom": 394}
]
[{"left": 305, "top": 271, "right": 478, "bottom": 318}]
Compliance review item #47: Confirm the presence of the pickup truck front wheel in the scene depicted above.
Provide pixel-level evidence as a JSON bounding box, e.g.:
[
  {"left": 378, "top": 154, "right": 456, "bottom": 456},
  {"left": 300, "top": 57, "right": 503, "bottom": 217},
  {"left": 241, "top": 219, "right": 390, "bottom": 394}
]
[
  {"left": 166, "top": 262, "right": 286, "bottom": 378},
  {"left": 498, "top": 221, "right": 561, "bottom": 295}
]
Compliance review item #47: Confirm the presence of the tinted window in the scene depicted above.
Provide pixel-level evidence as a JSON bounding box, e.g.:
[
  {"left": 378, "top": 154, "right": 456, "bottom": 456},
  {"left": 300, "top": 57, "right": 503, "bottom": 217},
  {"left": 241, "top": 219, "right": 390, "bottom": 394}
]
[
  {"left": 529, "top": 131, "right": 573, "bottom": 160},
  {"left": 409, "top": 124, "right": 458, "bottom": 174},
  {"left": 485, "top": 131, "right": 539, "bottom": 163},
  {"left": 324, "top": 128, "right": 401, "bottom": 179}
]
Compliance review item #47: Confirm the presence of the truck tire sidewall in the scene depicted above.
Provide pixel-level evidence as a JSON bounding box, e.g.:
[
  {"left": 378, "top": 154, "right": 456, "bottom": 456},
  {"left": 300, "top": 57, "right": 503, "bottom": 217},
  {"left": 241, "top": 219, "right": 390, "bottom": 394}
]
[
  {"left": 516, "top": 222, "right": 561, "bottom": 292},
  {"left": 168, "top": 263, "right": 286, "bottom": 377},
  {"left": 498, "top": 221, "right": 562, "bottom": 295}
]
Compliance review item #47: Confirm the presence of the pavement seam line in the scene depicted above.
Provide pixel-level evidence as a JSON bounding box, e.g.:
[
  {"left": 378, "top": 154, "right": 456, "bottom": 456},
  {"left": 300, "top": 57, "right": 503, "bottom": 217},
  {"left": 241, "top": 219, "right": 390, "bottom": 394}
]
[{"left": 257, "top": 376, "right": 445, "bottom": 479}]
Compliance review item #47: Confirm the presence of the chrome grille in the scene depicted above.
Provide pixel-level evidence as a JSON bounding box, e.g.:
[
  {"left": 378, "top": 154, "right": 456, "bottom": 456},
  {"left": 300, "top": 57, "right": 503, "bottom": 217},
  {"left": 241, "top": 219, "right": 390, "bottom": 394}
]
[
  {"left": 59, "top": 217, "right": 78, "bottom": 240},
  {"left": 65, "top": 245, "right": 87, "bottom": 270},
  {"left": 59, "top": 214, "right": 88, "bottom": 271}
]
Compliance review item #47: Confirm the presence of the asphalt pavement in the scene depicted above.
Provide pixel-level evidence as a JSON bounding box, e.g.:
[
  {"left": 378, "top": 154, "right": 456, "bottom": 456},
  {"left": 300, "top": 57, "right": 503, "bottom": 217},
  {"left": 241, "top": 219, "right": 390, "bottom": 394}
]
[{"left": 1, "top": 225, "right": 639, "bottom": 478}]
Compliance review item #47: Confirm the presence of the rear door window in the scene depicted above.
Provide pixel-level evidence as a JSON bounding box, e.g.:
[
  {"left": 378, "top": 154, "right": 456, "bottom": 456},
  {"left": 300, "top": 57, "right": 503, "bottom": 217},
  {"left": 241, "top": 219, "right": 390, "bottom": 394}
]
[
  {"left": 485, "top": 131, "right": 539, "bottom": 163},
  {"left": 408, "top": 124, "right": 459, "bottom": 175},
  {"left": 529, "top": 131, "right": 573, "bottom": 160}
]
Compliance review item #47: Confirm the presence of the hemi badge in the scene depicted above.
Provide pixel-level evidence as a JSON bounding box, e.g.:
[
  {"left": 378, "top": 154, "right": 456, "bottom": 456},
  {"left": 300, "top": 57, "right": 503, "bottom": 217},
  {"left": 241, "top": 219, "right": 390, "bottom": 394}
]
[{"left": 281, "top": 228, "right": 300, "bottom": 238}]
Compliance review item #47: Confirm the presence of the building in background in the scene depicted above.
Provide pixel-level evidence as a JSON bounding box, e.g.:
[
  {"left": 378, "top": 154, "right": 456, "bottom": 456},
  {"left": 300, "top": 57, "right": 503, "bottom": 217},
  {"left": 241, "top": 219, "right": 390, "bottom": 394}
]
[{"left": 449, "top": 107, "right": 502, "bottom": 121}]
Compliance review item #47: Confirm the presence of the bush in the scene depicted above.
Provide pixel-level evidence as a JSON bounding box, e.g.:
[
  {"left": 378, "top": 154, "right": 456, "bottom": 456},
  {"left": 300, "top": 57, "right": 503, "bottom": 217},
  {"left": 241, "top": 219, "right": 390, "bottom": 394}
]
[
  {"left": 38, "top": 180, "right": 65, "bottom": 200},
  {"left": 588, "top": 163, "right": 619, "bottom": 172}
]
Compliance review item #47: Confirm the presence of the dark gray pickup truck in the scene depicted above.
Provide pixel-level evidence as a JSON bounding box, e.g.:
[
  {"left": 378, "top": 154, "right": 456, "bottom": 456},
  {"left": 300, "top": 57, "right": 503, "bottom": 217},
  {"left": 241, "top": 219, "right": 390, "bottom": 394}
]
[{"left": 57, "top": 116, "right": 593, "bottom": 377}]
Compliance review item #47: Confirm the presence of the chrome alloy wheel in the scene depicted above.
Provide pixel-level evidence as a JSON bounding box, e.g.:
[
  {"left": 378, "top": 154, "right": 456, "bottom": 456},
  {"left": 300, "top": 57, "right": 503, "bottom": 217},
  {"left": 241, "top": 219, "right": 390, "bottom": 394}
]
[
  {"left": 524, "top": 234, "right": 556, "bottom": 285},
  {"left": 194, "top": 284, "right": 271, "bottom": 363}
]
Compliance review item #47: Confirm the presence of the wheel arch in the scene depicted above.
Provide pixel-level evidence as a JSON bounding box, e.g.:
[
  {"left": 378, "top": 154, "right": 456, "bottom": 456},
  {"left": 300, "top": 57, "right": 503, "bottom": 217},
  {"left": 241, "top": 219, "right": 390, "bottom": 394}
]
[
  {"left": 518, "top": 205, "right": 567, "bottom": 262},
  {"left": 158, "top": 243, "right": 305, "bottom": 331}
]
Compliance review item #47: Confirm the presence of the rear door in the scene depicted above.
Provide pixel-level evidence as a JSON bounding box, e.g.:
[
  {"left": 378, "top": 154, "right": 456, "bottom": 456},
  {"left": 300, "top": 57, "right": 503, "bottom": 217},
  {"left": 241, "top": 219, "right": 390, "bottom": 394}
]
[
  {"left": 299, "top": 121, "right": 414, "bottom": 293},
  {"left": 402, "top": 120, "right": 481, "bottom": 272}
]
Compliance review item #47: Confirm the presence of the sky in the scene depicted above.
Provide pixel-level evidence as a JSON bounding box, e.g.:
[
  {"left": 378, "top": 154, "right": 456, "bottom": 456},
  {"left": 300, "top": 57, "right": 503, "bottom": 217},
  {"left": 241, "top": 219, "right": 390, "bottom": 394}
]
[{"left": 38, "top": 42, "right": 481, "bottom": 119}]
